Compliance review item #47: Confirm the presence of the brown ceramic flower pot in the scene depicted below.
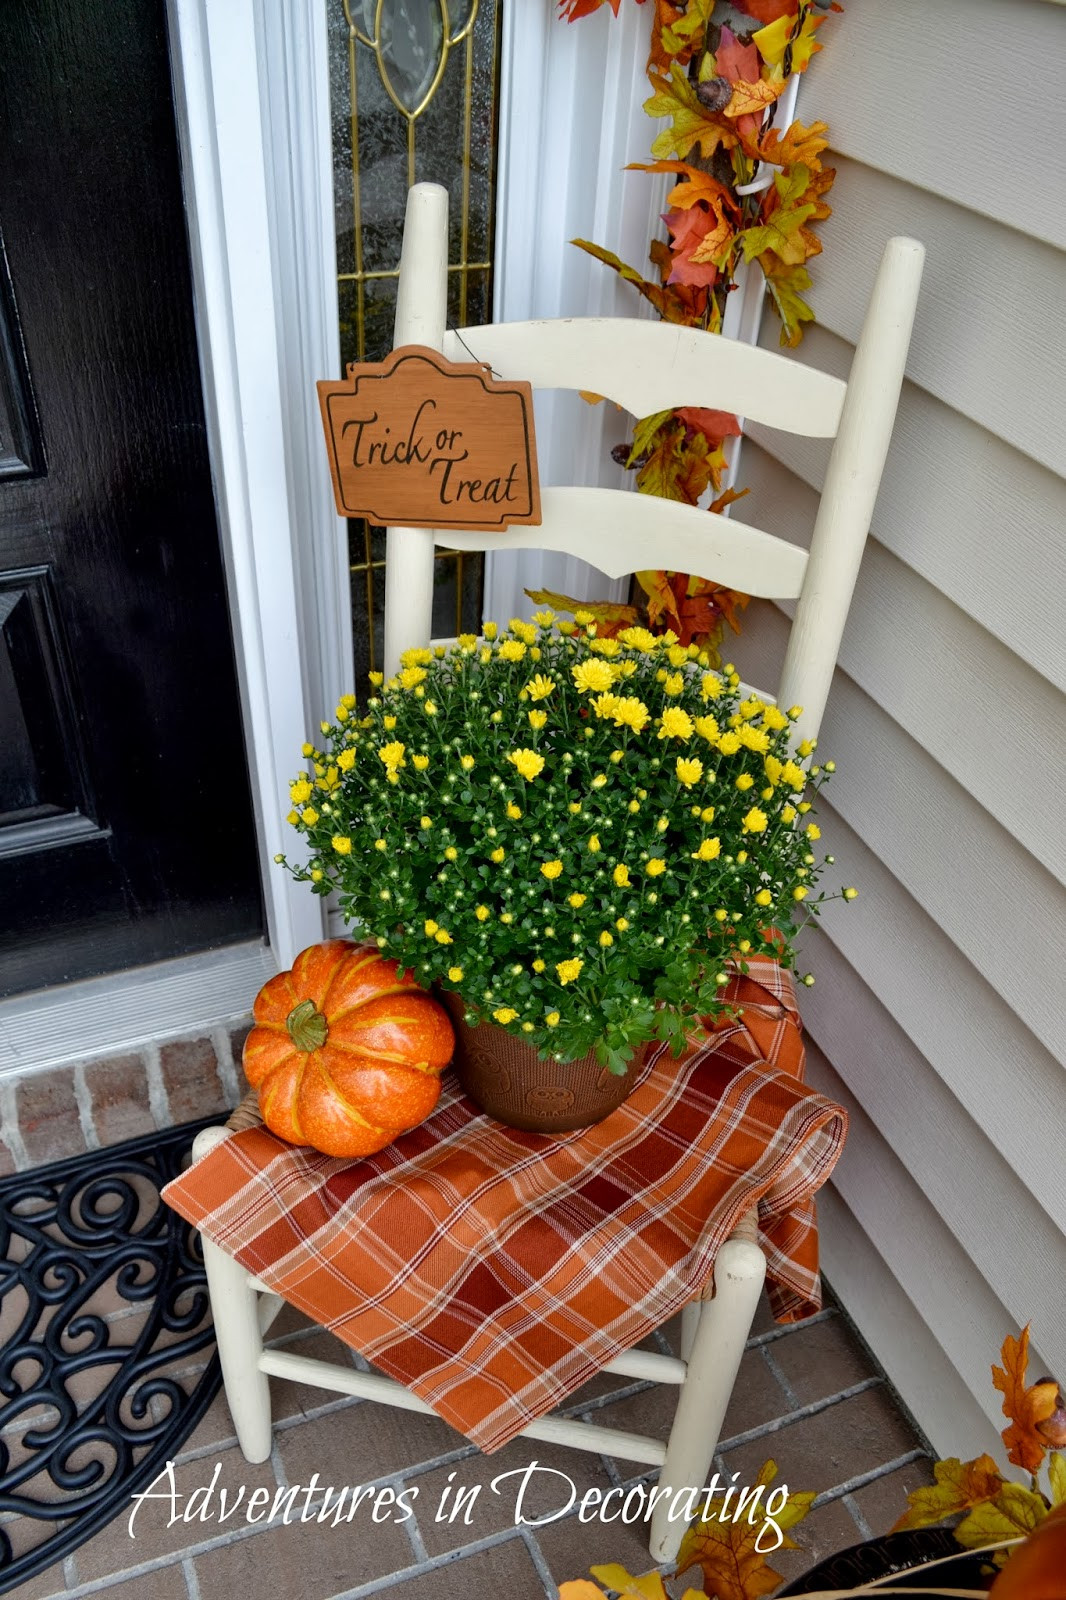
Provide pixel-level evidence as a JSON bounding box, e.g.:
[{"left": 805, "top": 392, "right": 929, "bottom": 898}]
[{"left": 440, "top": 991, "right": 640, "bottom": 1134}]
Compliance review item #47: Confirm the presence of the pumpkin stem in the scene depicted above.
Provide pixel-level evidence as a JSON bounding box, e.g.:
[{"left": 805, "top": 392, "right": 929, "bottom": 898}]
[{"left": 286, "top": 998, "right": 329, "bottom": 1052}]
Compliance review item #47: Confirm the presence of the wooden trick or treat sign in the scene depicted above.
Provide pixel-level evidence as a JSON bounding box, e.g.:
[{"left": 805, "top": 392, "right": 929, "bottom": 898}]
[{"left": 317, "top": 346, "right": 541, "bottom": 531}]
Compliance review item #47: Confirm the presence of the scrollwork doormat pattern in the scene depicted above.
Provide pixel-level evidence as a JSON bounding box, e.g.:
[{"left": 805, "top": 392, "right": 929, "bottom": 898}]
[{"left": 0, "top": 1120, "right": 222, "bottom": 1593}]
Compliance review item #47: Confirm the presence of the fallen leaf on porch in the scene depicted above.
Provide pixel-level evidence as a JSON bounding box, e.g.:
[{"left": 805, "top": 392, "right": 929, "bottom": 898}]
[
  {"left": 589, "top": 1566, "right": 670, "bottom": 1600},
  {"left": 993, "top": 1324, "right": 1060, "bottom": 1473},
  {"left": 675, "top": 1459, "right": 814, "bottom": 1600},
  {"left": 892, "top": 1453, "right": 1005, "bottom": 1531}
]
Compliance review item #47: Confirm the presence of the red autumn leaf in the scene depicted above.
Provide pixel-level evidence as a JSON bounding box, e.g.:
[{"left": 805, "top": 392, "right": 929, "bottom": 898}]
[
  {"left": 993, "top": 1326, "right": 1060, "bottom": 1474},
  {"left": 661, "top": 209, "right": 720, "bottom": 288},
  {"left": 714, "top": 25, "right": 759, "bottom": 85},
  {"left": 558, "top": 0, "right": 621, "bottom": 20},
  {"left": 731, "top": 0, "right": 799, "bottom": 23},
  {"left": 677, "top": 406, "right": 742, "bottom": 441}
]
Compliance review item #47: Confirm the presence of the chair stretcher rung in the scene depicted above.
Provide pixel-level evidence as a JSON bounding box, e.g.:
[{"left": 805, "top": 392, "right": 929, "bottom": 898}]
[
  {"left": 601, "top": 1349, "right": 686, "bottom": 1383},
  {"left": 257, "top": 1349, "right": 667, "bottom": 1466}
]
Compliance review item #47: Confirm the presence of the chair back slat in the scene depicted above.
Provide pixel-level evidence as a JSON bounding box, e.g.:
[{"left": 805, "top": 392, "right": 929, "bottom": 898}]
[
  {"left": 441, "top": 319, "right": 846, "bottom": 440},
  {"left": 434, "top": 486, "right": 808, "bottom": 601}
]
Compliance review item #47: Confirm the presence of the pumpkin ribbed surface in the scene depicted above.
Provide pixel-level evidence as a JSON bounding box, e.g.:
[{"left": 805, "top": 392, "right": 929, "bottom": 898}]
[{"left": 242, "top": 940, "right": 454, "bottom": 1157}]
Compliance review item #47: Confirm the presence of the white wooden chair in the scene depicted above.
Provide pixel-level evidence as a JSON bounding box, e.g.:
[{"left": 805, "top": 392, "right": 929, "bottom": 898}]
[{"left": 194, "top": 183, "right": 922, "bottom": 1563}]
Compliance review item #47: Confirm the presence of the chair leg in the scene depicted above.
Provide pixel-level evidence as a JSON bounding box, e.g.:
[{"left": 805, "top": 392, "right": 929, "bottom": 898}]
[
  {"left": 649, "top": 1223, "right": 766, "bottom": 1565},
  {"left": 200, "top": 1231, "right": 274, "bottom": 1464},
  {"left": 680, "top": 1300, "right": 702, "bottom": 1363}
]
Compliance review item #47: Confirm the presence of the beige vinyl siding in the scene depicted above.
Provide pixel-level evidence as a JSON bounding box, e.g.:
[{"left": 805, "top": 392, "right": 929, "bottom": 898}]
[{"left": 731, "top": 0, "right": 1066, "bottom": 1455}]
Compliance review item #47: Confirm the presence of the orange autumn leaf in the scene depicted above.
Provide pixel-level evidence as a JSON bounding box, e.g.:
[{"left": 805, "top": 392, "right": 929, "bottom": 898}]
[
  {"left": 750, "top": 118, "right": 831, "bottom": 174},
  {"left": 731, "top": 0, "right": 799, "bottom": 22},
  {"left": 635, "top": 567, "right": 682, "bottom": 628},
  {"left": 627, "top": 161, "right": 737, "bottom": 217},
  {"left": 558, "top": 0, "right": 623, "bottom": 20},
  {"left": 647, "top": 0, "right": 690, "bottom": 72},
  {"left": 993, "top": 1325, "right": 1060, "bottom": 1473},
  {"left": 709, "top": 484, "right": 751, "bottom": 515},
  {"left": 675, "top": 1460, "right": 814, "bottom": 1600},
  {"left": 677, "top": 406, "right": 743, "bottom": 440},
  {"left": 558, "top": 1585, "right": 608, "bottom": 1600},
  {"left": 891, "top": 1454, "right": 1006, "bottom": 1533},
  {"left": 724, "top": 78, "right": 783, "bottom": 120},
  {"left": 523, "top": 589, "right": 638, "bottom": 634}
]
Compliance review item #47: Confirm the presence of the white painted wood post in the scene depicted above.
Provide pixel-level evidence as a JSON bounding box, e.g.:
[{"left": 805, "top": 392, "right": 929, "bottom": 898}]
[
  {"left": 777, "top": 236, "right": 924, "bottom": 745},
  {"left": 649, "top": 1228, "right": 767, "bottom": 1564},
  {"left": 382, "top": 183, "right": 450, "bottom": 677},
  {"left": 192, "top": 1126, "right": 273, "bottom": 1463}
]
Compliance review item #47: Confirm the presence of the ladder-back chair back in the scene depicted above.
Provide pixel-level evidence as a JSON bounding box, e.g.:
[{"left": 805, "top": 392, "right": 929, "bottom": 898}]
[{"left": 194, "top": 183, "right": 921, "bottom": 1567}]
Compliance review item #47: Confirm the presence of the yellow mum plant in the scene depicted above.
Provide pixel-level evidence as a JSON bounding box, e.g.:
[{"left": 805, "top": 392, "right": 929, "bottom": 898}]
[{"left": 278, "top": 616, "right": 851, "bottom": 1075}]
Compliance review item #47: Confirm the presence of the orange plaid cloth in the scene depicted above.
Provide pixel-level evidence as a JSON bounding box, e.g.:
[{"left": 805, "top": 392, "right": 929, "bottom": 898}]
[{"left": 163, "top": 957, "right": 845, "bottom": 1452}]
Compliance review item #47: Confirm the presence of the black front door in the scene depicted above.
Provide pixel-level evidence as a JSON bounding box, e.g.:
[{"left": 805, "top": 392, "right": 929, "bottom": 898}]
[{"left": 0, "top": 0, "right": 263, "bottom": 998}]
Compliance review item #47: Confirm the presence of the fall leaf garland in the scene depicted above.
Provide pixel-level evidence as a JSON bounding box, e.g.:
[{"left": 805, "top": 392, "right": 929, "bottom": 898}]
[{"left": 555, "top": 0, "right": 839, "bottom": 656}]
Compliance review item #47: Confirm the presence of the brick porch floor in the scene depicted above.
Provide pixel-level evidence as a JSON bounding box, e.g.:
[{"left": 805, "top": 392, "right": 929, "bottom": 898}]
[{"left": 4, "top": 1283, "right": 935, "bottom": 1600}]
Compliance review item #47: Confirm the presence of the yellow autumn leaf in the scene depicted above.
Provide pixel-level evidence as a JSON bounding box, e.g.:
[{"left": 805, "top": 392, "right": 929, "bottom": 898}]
[
  {"left": 891, "top": 1454, "right": 1005, "bottom": 1533},
  {"left": 723, "top": 78, "right": 782, "bottom": 119},
  {"left": 954, "top": 1480, "right": 1048, "bottom": 1553},
  {"left": 752, "top": 12, "right": 824, "bottom": 81},
  {"left": 558, "top": 1585, "right": 607, "bottom": 1600},
  {"left": 645, "top": 65, "right": 739, "bottom": 162},
  {"left": 588, "top": 1566, "right": 669, "bottom": 1600},
  {"left": 1048, "top": 1451, "right": 1066, "bottom": 1506}
]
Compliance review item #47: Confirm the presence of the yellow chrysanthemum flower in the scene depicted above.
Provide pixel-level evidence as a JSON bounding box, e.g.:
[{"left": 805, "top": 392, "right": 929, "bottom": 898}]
[
  {"left": 844, "top": 887, "right": 859, "bottom": 901},
  {"left": 528, "top": 709, "right": 547, "bottom": 730},
  {"left": 655, "top": 707, "right": 691, "bottom": 744},
  {"left": 716, "top": 731, "right": 741, "bottom": 755},
  {"left": 460, "top": 755, "right": 475, "bottom": 771},
  {"left": 331, "top": 836, "right": 352, "bottom": 854},
  {"left": 540, "top": 859, "right": 563, "bottom": 880},
  {"left": 498, "top": 639, "right": 526, "bottom": 662},
  {"left": 301, "top": 806, "right": 319, "bottom": 826},
  {"left": 806, "top": 823, "right": 821, "bottom": 840},
  {"left": 613, "top": 864, "right": 630, "bottom": 888},
  {"left": 646, "top": 858, "right": 666, "bottom": 877},
  {"left": 692, "top": 837, "right": 721, "bottom": 861},
  {"left": 590, "top": 691, "right": 619, "bottom": 721},
  {"left": 444, "top": 847, "right": 457, "bottom": 861},
  {"left": 738, "top": 725, "right": 770, "bottom": 753},
  {"left": 532, "top": 609, "right": 556, "bottom": 627},
  {"left": 797, "top": 801, "right": 813, "bottom": 814},
  {"left": 447, "top": 966, "right": 464, "bottom": 983},
  {"left": 317, "top": 765, "right": 340, "bottom": 793},
  {"left": 587, "top": 835, "right": 601, "bottom": 853},
  {"left": 374, "top": 838, "right": 386, "bottom": 852},
  {"left": 490, "top": 847, "right": 505, "bottom": 863},
  {"left": 286, "top": 810, "right": 299, "bottom": 826},
  {"left": 781, "top": 804, "right": 797, "bottom": 823},
  {"left": 588, "top": 637, "right": 621, "bottom": 658},
  {"left": 289, "top": 778, "right": 312, "bottom": 805},
  {"left": 793, "top": 887, "right": 809, "bottom": 902},
  {"left": 762, "top": 706, "right": 789, "bottom": 731},
  {"left": 424, "top": 919, "right": 438, "bottom": 936},
  {"left": 412, "top": 754, "right": 429, "bottom": 772},
  {"left": 612, "top": 696, "right": 650, "bottom": 732},
  {"left": 556, "top": 958, "right": 583, "bottom": 984},
  {"left": 735, "top": 774, "right": 755, "bottom": 791},
  {"left": 755, "top": 888, "right": 773, "bottom": 907},
  {"left": 782, "top": 760, "right": 806, "bottom": 791},
  {"left": 457, "top": 633, "right": 477, "bottom": 651},
  {"left": 398, "top": 665, "right": 427, "bottom": 690},
  {"left": 797, "top": 738, "right": 816, "bottom": 758},
  {"left": 378, "top": 740, "right": 406, "bottom": 772},
  {"left": 764, "top": 755, "right": 783, "bottom": 786},
  {"left": 527, "top": 673, "right": 555, "bottom": 701},
  {"left": 571, "top": 659, "right": 615, "bottom": 694},
  {"left": 693, "top": 716, "right": 719, "bottom": 746},
  {"left": 507, "top": 748, "right": 545, "bottom": 782},
  {"left": 493, "top": 1007, "right": 517, "bottom": 1024},
  {"left": 420, "top": 815, "right": 433, "bottom": 830},
  {"left": 663, "top": 672, "right": 685, "bottom": 698},
  {"left": 618, "top": 626, "right": 657, "bottom": 652},
  {"left": 509, "top": 618, "right": 537, "bottom": 644},
  {"left": 482, "top": 621, "right": 498, "bottom": 640},
  {"left": 336, "top": 748, "right": 356, "bottom": 772},
  {"left": 742, "top": 807, "right": 769, "bottom": 833},
  {"left": 700, "top": 673, "right": 723, "bottom": 700},
  {"left": 310, "top": 869, "right": 323, "bottom": 882},
  {"left": 532, "top": 959, "right": 546, "bottom": 973},
  {"left": 568, "top": 893, "right": 587, "bottom": 908},
  {"left": 701, "top": 806, "right": 715, "bottom": 823},
  {"left": 615, "top": 917, "right": 629, "bottom": 931},
  {"left": 435, "top": 929, "right": 453, "bottom": 944},
  {"left": 676, "top": 757, "right": 704, "bottom": 788},
  {"left": 599, "top": 930, "right": 613, "bottom": 947},
  {"left": 475, "top": 905, "right": 490, "bottom": 921},
  {"left": 591, "top": 773, "right": 607, "bottom": 790}
]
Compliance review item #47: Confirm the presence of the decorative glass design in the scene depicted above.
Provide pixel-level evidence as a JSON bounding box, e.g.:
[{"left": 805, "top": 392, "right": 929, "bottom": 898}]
[{"left": 328, "top": 0, "right": 501, "bottom": 689}]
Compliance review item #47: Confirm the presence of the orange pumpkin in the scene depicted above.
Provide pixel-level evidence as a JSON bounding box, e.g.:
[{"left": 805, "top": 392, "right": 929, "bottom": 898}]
[{"left": 243, "top": 940, "right": 454, "bottom": 1157}]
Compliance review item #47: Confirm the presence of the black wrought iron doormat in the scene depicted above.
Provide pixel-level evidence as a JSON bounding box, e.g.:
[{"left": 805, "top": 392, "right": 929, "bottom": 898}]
[{"left": 0, "top": 1119, "right": 223, "bottom": 1594}]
